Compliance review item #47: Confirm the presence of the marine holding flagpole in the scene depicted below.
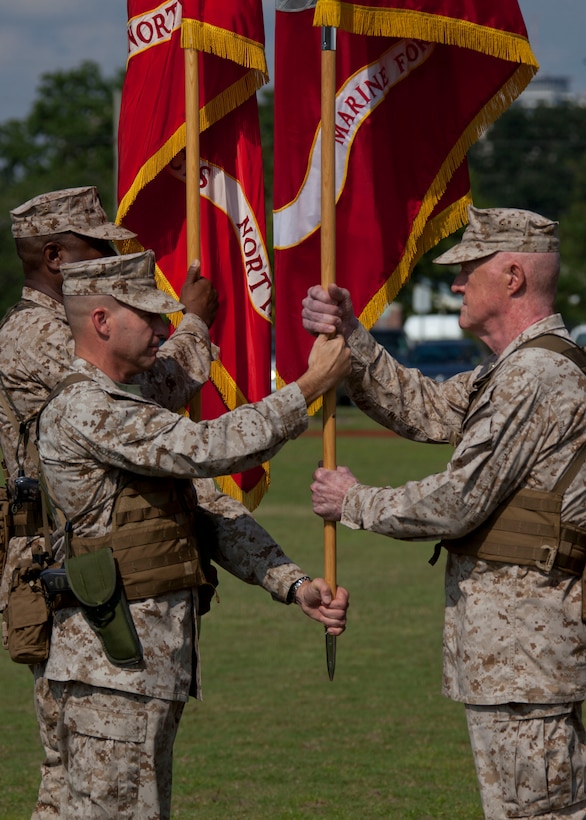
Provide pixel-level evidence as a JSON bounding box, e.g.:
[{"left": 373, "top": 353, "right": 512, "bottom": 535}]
[{"left": 304, "top": 206, "right": 586, "bottom": 818}]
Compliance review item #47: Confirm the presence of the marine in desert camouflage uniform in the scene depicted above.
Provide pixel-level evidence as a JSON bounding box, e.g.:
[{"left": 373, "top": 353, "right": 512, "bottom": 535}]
[
  {"left": 0, "top": 188, "right": 349, "bottom": 818},
  {"left": 0, "top": 187, "right": 216, "bottom": 608},
  {"left": 36, "top": 250, "right": 350, "bottom": 819},
  {"left": 304, "top": 206, "right": 586, "bottom": 819},
  {"left": 0, "top": 187, "right": 220, "bottom": 819}
]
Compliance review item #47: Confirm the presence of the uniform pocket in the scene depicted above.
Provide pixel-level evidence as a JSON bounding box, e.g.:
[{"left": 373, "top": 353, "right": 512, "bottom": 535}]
[
  {"left": 499, "top": 705, "right": 586, "bottom": 816},
  {"left": 62, "top": 696, "right": 148, "bottom": 817}
]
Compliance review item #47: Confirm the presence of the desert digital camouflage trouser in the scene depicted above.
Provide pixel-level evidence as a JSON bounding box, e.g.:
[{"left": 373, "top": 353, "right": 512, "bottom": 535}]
[
  {"left": 32, "top": 672, "right": 63, "bottom": 819},
  {"left": 44, "top": 680, "right": 184, "bottom": 820},
  {"left": 466, "top": 702, "right": 586, "bottom": 818}
]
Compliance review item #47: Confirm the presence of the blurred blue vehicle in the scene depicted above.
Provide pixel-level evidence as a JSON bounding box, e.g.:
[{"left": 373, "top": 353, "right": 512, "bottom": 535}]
[{"left": 408, "top": 338, "right": 487, "bottom": 382}]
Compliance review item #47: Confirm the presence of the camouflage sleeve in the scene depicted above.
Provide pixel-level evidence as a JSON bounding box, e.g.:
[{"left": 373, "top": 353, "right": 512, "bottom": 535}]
[
  {"left": 0, "top": 310, "right": 75, "bottom": 481},
  {"left": 134, "top": 314, "right": 213, "bottom": 410},
  {"left": 193, "top": 478, "right": 305, "bottom": 602},
  {"left": 341, "top": 364, "right": 553, "bottom": 540},
  {"left": 7, "top": 313, "right": 75, "bottom": 400},
  {"left": 344, "top": 323, "right": 476, "bottom": 443},
  {"left": 40, "top": 380, "right": 309, "bottom": 492}
]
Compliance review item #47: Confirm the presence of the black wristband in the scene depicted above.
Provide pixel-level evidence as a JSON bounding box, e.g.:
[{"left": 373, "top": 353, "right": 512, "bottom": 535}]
[{"left": 286, "top": 575, "right": 311, "bottom": 605}]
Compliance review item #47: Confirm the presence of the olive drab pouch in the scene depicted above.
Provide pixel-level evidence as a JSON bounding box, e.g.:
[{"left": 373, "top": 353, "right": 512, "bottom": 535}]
[
  {"left": 4, "top": 559, "right": 51, "bottom": 664},
  {"left": 65, "top": 548, "right": 143, "bottom": 668}
]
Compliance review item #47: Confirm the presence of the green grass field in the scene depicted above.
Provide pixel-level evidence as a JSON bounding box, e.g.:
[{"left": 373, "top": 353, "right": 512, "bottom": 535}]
[{"left": 0, "top": 408, "right": 483, "bottom": 818}]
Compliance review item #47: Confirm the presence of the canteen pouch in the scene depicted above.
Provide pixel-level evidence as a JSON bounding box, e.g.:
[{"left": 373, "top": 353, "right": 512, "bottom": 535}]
[
  {"left": 65, "top": 548, "right": 143, "bottom": 668},
  {"left": 4, "top": 560, "right": 51, "bottom": 664}
]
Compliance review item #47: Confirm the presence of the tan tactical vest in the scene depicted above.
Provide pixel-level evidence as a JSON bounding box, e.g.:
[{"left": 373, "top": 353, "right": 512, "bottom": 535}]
[
  {"left": 40, "top": 374, "right": 211, "bottom": 602},
  {"left": 68, "top": 476, "right": 209, "bottom": 601},
  {"left": 439, "top": 334, "right": 586, "bottom": 578}
]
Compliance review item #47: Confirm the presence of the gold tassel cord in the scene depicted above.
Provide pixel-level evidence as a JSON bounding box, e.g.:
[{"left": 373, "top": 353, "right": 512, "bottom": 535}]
[{"left": 199, "top": 70, "right": 265, "bottom": 132}]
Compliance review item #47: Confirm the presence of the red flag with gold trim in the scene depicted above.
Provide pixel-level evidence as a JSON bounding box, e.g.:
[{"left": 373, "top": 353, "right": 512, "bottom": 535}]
[
  {"left": 117, "top": 1, "right": 271, "bottom": 509},
  {"left": 273, "top": 0, "right": 538, "bottom": 392}
]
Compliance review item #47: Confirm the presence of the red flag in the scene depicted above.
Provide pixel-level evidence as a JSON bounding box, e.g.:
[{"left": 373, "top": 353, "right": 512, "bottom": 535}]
[
  {"left": 273, "top": 0, "right": 538, "bottom": 394},
  {"left": 117, "top": 1, "right": 272, "bottom": 510}
]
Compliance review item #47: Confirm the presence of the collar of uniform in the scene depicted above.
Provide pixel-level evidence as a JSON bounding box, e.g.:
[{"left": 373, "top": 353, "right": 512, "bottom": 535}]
[
  {"left": 469, "top": 315, "right": 567, "bottom": 396},
  {"left": 115, "top": 381, "right": 143, "bottom": 397},
  {"left": 497, "top": 314, "right": 568, "bottom": 365},
  {"left": 22, "top": 285, "right": 67, "bottom": 317},
  {"left": 69, "top": 357, "right": 152, "bottom": 402}
]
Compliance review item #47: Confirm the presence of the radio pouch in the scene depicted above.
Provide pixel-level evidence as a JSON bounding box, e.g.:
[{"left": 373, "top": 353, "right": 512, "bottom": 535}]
[
  {"left": 4, "top": 559, "right": 51, "bottom": 664},
  {"left": 65, "top": 548, "right": 143, "bottom": 668}
]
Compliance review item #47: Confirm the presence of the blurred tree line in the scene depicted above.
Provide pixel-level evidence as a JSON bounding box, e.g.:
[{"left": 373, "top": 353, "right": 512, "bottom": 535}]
[
  {"left": 414, "top": 101, "right": 586, "bottom": 329},
  {"left": 0, "top": 62, "right": 123, "bottom": 309},
  {"left": 1, "top": 62, "right": 585, "bottom": 327}
]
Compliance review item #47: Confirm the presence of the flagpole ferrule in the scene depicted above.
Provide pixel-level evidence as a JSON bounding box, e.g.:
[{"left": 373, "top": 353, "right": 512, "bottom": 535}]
[{"left": 322, "top": 25, "right": 336, "bottom": 52}]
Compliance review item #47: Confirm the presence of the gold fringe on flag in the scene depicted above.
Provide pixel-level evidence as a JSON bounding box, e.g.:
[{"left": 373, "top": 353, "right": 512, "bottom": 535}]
[
  {"left": 292, "top": 58, "right": 537, "bottom": 413},
  {"left": 199, "top": 70, "right": 266, "bottom": 131},
  {"left": 359, "top": 60, "right": 537, "bottom": 329},
  {"left": 181, "top": 18, "right": 269, "bottom": 80},
  {"left": 216, "top": 465, "right": 271, "bottom": 509},
  {"left": 117, "top": 71, "right": 264, "bottom": 225},
  {"left": 314, "top": 2, "right": 539, "bottom": 67},
  {"left": 210, "top": 359, "right": 249, "bottom": 412},
  {"left": 359, "top": 193, "right": 471, "bottom": 330},
  {"left": 204, "top": 360, "right": 271, "bottom": 506}
]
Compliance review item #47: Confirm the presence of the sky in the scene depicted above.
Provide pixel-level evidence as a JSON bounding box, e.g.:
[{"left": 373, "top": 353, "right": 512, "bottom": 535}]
[{"left": 1, "top": 1, "right": 586, "bottom": 123}]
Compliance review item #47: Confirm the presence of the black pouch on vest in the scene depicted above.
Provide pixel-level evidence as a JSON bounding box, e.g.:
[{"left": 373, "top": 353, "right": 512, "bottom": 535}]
[
  {"left": 65, "top": 548, "right": 143, "bottom": 668},
  {"left": 193, "top": 506, "right": 220, "bottom": 617},
  {"left": 4, "top": 560, "right": 51, "bottom": 664},
  {"left": 0, "top": 485, "right": 13, "bottom": 582}
]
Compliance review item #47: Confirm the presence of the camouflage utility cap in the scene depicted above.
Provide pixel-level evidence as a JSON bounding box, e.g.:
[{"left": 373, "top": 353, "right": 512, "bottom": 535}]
[
  {"left": 61, "top": 250, "right": 185, "bottom": 314},
  {"left": 434, "top": 205, "right": 559, "bottom": 265},
  {"left": 10, "top": 187, "right": 136, "bottom": 241}
]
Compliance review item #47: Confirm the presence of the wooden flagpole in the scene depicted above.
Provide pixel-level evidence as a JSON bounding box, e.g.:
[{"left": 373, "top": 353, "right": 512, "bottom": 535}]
[
  {"left": 184, "top": 44, "right": 202, "bottom": 421},
  {"left": 321, "top": 25, "right": 337, "bottom": 681}
]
